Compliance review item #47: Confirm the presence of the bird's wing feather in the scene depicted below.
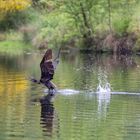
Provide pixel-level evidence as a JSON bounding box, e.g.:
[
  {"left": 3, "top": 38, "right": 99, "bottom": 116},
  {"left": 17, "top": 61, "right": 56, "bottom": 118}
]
[
  {"left": 53, "top": 47, "right": 61, "bottom": 69},
  {"left": 40, "top": 49, "right": 54, "bottom": 81}
]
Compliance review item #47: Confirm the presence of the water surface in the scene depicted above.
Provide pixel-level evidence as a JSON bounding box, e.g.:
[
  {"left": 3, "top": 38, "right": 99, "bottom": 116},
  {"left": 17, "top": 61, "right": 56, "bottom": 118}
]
[{"left": 0, "top": 52, "right": 140, "bottom": 140}]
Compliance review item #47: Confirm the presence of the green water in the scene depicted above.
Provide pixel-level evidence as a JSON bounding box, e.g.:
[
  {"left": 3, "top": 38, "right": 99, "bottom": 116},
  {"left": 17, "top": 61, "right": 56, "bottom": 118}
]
[{"left": 0, "top": 52, "right": 140, "bottom": 140}]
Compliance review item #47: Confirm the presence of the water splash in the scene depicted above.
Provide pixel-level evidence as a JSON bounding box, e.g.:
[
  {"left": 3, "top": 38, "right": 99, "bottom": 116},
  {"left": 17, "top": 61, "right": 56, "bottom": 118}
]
[
  {"left": 96, "top": 68, "right": 111, "bottom": 93},
  {"left": 96, "top": 68, "right": 111, "bottom": 119},
  {"left": 58, "top": 89, "right": 80, "bottom": 95},
  {"left": 44, "top": 89, "right": 80, "bottom": 95},
  {"left": 97, "top": 82, "right": 111, "bottom": 93}
]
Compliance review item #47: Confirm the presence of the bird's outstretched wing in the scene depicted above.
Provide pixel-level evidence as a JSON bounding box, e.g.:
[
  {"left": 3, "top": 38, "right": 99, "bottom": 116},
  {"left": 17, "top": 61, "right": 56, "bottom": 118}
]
[
  {"left": 53, "top": 47, "right": 61, "bottom": 69},
  {"left": 40, "top": 49, "right": 54, "bottom": 83}
]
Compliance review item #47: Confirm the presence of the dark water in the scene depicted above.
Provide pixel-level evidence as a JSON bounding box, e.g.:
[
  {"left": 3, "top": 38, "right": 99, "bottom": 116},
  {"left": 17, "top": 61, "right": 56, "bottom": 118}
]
[{"left": 0, "top": 52, "right": 140, "bottom": 140}]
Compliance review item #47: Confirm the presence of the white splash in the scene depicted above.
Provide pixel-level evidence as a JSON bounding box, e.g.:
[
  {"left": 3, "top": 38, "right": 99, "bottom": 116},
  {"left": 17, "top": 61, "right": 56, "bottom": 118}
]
[
  {"left": 96, "top": 67, "right": 111, "bottom": 119},
  {"left": 97, "top": 82, "right": 111, "bottom": 93},
  {"left": 96, "top": 67, "right": 111, "bottom": 93},
  {"left": 58, "top": 89, "right": 80, "bottom": 95},
  {"left": 44, "top": 88, "right": 80, "bottom": 95}
]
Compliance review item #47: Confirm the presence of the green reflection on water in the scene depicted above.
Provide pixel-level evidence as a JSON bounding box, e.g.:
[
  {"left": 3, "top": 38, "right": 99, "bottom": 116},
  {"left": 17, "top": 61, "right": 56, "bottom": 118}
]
[{"left": 0, "top": 52, "right": 140, "bottom": 140}]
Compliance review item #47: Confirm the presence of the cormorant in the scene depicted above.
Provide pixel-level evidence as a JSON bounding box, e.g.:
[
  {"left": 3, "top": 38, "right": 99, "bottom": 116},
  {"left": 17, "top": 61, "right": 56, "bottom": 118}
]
[{"left": 31, "top": 48, "right": 61, "bottom": 94}]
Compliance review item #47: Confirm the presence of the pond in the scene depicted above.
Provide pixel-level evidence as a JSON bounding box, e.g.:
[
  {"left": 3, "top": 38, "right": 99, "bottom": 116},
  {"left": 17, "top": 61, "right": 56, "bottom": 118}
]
[{"left": 0, "top": 51, "right": 140, "bottom": 140}]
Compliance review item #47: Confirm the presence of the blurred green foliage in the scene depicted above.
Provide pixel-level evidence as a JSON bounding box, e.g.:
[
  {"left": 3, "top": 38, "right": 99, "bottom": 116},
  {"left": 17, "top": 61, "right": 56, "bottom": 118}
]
[
  {"left": 0, "top": 0, "right": 140, "bottom": 50},
  {"left": 112, "top": 17, "right": 130, "bottom": 36},
  {"left": 0, "top": 8, "right": 39, "bottom": 31},
  {"left": 0, "top": 40, "right": 32, "bottom": 55}
]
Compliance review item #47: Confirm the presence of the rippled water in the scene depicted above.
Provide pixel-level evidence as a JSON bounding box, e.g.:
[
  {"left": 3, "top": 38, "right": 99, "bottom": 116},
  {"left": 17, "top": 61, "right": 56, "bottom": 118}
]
[{"left": 0, "top": 52, "right": 140, "bottom": 140}]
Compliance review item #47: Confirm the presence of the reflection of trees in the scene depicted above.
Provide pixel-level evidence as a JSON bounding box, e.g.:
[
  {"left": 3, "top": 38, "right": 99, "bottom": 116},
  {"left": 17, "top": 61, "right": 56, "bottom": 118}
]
[
  {"left": 0, "top": 67, "right": 28, "bottom": 94},
  {"left": 0, "top": 53, "right": 42, "bottom": 94},
  {"left": 104, "top": 55, "right": 138, "bottom": 92},
  {"left": 0, "top": 54, "right": 33, "bottom": 136},
  {"left": 55, "top": 93, "right": 140, "bottom": 140},
  {"left": 54, "top": 52, "right": 79, "bottom": 89},
  {"left": 109, "top": 54, "right": 137, "bottom": 70},
  {"left": 89, "top": 54, "right": 138, "bottom": 92},
  {"left": 90, "top": 54, "right": 137, "bottom": 70},
  {"left": 0, "top": 78, "right": 28, "bottom": 138},
  {"left": 0, "top": 53, "right": 41, "bottom": 72},
  {"left": 57, "top": 52, "right": 139, "bottom": 91},
  {"left": 0, "top": 53, "right": 31, "bottom": 94},
  {"left": 57, "top": 52, "right": 98, "bottom": 90},
  {"left": 0, "top": 54, "right": 25, "bottom": 71},
  {"left": 76, "top": 53, "right": 96, "bottom": 90}
]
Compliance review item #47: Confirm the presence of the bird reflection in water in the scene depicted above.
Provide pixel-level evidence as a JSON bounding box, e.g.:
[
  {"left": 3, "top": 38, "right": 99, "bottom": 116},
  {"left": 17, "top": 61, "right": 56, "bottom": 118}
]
[{"left": 40, "top": 93, "right": 56, "bottom": 137}]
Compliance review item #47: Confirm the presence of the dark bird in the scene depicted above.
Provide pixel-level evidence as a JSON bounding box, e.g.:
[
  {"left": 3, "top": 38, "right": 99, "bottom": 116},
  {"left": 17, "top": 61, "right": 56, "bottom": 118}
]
[{"left": 31, "top": 48, "right": 61, "bottom": 94}]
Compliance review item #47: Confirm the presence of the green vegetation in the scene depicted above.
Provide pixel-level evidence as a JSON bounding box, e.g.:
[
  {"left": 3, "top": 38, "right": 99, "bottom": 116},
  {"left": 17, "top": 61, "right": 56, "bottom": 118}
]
[
  {"left": 0, "top": 0, "right": 140, "bottom": 54},
  {"left": 0, "top": 40, "right": 32, "bottom": 55}
]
